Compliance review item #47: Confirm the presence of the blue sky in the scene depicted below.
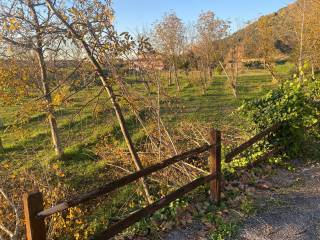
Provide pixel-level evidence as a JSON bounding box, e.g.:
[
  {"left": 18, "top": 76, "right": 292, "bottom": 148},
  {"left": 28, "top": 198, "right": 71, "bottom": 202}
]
[{"left": 113, "top": 0, "right": 295, "bottom": 33}]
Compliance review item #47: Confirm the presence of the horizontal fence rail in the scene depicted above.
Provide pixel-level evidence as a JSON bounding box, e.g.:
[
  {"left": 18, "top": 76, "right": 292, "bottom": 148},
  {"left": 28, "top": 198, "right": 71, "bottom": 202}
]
[
  {"left": 225, "top": 123, "right": 281, "bottom": 162},
  {"left": 92, "top": 174, "right": 216, "bottom": 240},
  {"left": 37, "top": 144, "right": 212, "bottom": 218},
  {"left": 23, "top": 129, "right": 222, "bottom": 240},
  {"left": 246, "top": 147, "right": 282, "bottom": 169}
]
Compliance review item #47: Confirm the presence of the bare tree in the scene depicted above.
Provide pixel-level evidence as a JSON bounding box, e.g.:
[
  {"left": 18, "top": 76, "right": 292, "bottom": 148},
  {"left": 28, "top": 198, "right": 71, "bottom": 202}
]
[
  {"left": 298, "top": 0, "right": 306, "bottom": 81},
  {"left": 153, "top": 12, "right": 185, "bottom": 91},
  {"left": 195, "top": 11, "right": 229, "bottom": 91},
  {"left": 255, "top": 15, "right": 279, "bottom": 82},
  {"left": 223, "top": 44, "right": 244, "bottom": 98},
  {"left": 299, "top": 0, "right": 320, "bottom": 79},
  {"left": 44, "top": 0, "right": 152, "bottom": 203},
  {"left": 284, "top": 0, "right": 320, "bottom": 79},
  {"left": 0, "top": 0, "right": 64, "bottom": 157},
  {"left": 0, "top": 116, "right": 3, "bottom": 153}
]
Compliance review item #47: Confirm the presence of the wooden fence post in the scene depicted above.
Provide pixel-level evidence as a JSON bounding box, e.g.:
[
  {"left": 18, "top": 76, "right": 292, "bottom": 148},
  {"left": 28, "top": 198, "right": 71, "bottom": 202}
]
[
  {"left": 209, "top": 129, "right": 221, "bottom": 204},
  {"left": 23, "top": 192, "right": 46, "bottom": 240},
  {"left": 0, "top": 137, "right": 4, "bottom": 153}
]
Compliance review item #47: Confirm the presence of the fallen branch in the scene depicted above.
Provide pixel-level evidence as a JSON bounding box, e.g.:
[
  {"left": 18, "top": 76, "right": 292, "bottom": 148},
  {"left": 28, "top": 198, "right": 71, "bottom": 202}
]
[
  {"left": 0, "top": 188, "right": 19, "bottom": 239},
  {"left": 0, "top": 224, "right": 13, "bottom": 239}
]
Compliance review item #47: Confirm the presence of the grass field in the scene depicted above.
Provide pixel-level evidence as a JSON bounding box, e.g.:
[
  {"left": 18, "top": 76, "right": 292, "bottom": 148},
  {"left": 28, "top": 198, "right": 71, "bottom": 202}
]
[
  {"left": 0, "top": 71, "right": 278, "bottom": 162},
  {"left": 0, "top": 70, "right": 280, "bottom": 238}
]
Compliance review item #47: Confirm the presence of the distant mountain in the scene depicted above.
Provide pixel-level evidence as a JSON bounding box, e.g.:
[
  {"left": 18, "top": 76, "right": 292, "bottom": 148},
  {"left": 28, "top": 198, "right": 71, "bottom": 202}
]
[{"left": 228, "top": 0, "right": 310, "bottom": 59}]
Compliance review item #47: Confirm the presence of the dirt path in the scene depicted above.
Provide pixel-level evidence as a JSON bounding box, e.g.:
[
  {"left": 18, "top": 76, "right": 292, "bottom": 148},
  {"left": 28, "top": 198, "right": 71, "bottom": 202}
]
[
  {"left": 238, "top": 162, "right": 320, "bottom": 240},
  {"left": 162, "top": 162, "right": 320, "bottom": 240}
]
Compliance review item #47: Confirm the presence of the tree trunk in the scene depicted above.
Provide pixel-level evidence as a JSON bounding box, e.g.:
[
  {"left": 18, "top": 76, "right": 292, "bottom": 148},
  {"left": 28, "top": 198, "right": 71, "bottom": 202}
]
[
  {"left": 298, "top": 0, "right": 306, "bottom": 82},
  {"left": 36, "top": 50, "right": 64, "bottom": 157},
  {"left": 29, "top": 0, "right": 64, "bottom": 157},
  {"left": 265, "top": 62, "right": 278, "bottom": 83},
  {"left": 231, "top": 78, "right": 237, "bottom": 98},
  {"left": 98, "top": 74, "right": 153, "bottom": 203},
  {"left": 204, "top": 69, "right": 208, "bottom": 89},
  {"left": 311, "top": 62, "right": 315, "bottom": 80},
  {"left": 172, "top": 57, "right": 180, "bottom": 91},
  {"left": 200, "top": 70, "right": 206, "bottom": 94},
  {"left": 0, "top": 137, "right": 4, "bottom": 153},
  {"left": 185, "top": 70, "right": 192, "bottom": 86},
  {"left": 141, "top": 72, "right": 151, "bottom": 94},
  {"left": 87, "top": 58, "right": 153, "bottom": 204},
  {"left": 209, "top": 67, "right": 213, "bottom": 79},
  {"left": 168, "top": 69, "right": 173, "bottom": 86},
  {"left": 174, "top": 66, "right": 181, "bottom": 91},
  {"left": 202, "top": 65, "right": 208, "bottom": 90},
  {"left": 88, "top": 59, "right": 153, "bottom": 204}
]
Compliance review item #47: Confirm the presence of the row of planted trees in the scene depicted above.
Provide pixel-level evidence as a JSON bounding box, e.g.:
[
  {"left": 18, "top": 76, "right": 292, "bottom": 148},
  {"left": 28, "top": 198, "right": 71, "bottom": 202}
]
[
  {"left": 150, "top": 0, "right": 320, "bottom": 92},
  {"left": 152, "top": 10, "right": 231, "bottom": 93}
]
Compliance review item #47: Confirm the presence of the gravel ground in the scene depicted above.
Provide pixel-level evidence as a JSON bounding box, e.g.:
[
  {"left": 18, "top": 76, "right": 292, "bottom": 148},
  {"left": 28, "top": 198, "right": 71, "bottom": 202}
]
[
  {"left": 237, "top": 162, "right": 320, "bottom": 240},
  {"left": 162, "top": 221, "right": 207, "bottom": 240},
  {"left": 162, "top": 162, "right": 320, "bottom": 240}
]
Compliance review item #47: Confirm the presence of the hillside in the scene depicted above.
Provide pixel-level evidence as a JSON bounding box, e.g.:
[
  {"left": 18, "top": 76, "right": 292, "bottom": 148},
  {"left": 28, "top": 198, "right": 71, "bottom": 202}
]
[{"left": 228, "top": 0, "right": 317, "bottom": 60}]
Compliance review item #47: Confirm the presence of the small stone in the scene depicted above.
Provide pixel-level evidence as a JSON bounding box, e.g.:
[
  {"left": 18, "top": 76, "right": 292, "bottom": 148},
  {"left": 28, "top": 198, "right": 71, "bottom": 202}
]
[
  {"left": 256, "top": 183, "right": 270, "bottom": 190},
  {"left": 221, "top": 192, "right": 226, "bottom": 199},
  {"left": 246, "top": 188, "right": 256, "bottom": 197}
]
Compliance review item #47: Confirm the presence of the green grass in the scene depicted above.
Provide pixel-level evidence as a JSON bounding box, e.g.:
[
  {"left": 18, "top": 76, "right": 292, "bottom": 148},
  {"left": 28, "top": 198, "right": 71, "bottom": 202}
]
[
  {"left": 165, "top": 74, "right": 274, "bottom": 124},
  {"left": 274, "top": 62, "right": 295, "bottom": 74}
]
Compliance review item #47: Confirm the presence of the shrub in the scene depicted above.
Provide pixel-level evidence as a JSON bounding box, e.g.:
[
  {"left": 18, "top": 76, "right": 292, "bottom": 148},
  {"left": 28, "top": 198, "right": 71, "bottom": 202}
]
[{"left": 238, "top": 78, "right": 320, "bottom": 158}]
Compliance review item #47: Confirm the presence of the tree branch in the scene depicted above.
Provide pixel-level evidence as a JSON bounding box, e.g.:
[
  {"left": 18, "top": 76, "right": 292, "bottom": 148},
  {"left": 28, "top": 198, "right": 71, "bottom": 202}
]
[
  {"left": 0, "top": 223, "right": 13, "bottom": 238},
  {"left": 0, "top": 188, "right": 19, "bottom": 240},
  {"left": 1, "top": 36, "right": 33, "bottom": 49}
]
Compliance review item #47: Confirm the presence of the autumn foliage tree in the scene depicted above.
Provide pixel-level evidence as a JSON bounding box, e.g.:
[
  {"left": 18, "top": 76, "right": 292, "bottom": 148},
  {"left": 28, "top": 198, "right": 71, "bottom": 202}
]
[
  {"left": 195, "top": 11, "right": 229, "bottom": 90},
  {"left": 0, "top": 61, "right": 27, "bottom": 153},
  {"left": 154, "top": 12, "right": 185, "bottom": 91},
  {"left": 44, "top": 0, "right": 152, "bottom": 202},
  {"left": 0, "top": 0, "right": 64, "bottom": 157},
  {"left": 261, "top": 0, "right": 320, "bottom": 79},
  {"left": 291, "top": 0, "right": 320, "bottom": 78},
  {"left": 255, "top": 15, "right": 279, "bottom": 82},
  {"left": 223, "top": 44, "right": 244, "bottom": 98}
]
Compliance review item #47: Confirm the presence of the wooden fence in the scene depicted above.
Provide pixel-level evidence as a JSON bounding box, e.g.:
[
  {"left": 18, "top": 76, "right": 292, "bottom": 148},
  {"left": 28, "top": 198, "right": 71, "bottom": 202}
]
[{"left": 22, "top": 123, "right": 282, "bottom": 240}]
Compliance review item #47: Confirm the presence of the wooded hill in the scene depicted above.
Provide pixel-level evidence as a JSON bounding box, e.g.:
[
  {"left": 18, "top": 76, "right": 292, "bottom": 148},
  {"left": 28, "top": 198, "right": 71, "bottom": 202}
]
[{"left": 229, "top": 0, "right": 319, "bottom": 67}]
